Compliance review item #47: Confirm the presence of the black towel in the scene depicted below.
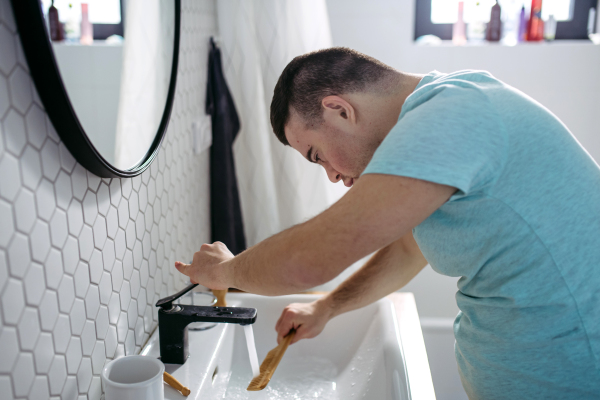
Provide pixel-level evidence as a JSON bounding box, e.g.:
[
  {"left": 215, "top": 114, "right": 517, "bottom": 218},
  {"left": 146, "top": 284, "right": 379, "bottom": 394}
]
[{"left": 205, "top": 37, "right": 246, "bottom": 255}]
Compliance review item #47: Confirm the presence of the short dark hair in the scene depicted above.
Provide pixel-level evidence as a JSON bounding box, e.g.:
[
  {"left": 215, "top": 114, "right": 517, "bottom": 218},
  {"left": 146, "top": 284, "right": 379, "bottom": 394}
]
[{"left": 270, "top": 47, "right": 396, "bottom": 146}]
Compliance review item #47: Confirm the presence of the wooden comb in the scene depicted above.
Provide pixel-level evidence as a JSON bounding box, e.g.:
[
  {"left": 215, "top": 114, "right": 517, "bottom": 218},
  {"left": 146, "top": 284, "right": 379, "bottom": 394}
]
[
  {"left": 212, "top": 289, "right": 227, "bottom": 307},
  {"left": 247, "top": 329, "right": 296, "bottom": 391},
  {"left": 163, "top": 371, "right": 191, "bottom": 396}
]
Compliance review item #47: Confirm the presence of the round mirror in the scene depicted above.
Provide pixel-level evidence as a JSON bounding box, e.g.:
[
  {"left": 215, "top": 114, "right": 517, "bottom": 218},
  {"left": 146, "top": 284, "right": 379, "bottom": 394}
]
[{"left": 11, "top": 0, "right": 180, "bottom": 177}]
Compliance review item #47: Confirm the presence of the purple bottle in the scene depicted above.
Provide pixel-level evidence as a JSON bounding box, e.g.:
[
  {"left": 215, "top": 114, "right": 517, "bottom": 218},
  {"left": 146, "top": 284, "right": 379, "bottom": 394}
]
[{"left": 518, "top": 5, "right": 527, "bottom": 42}]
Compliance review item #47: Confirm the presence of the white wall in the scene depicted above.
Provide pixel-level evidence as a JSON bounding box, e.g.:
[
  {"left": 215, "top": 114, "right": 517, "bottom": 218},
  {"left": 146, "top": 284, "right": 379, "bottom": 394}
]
[{"left": 326, "top": 0, "right": 600, "bottom": 321}]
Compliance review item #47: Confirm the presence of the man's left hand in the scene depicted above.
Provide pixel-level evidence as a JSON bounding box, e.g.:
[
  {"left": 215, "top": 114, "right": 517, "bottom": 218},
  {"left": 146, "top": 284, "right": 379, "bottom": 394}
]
[{"left": 174, "top": 241, "right": 234, "bottom": 290}]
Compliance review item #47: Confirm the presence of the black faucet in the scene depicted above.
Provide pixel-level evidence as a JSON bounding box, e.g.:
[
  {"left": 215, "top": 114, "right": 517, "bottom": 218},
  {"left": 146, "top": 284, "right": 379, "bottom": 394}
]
[{"left": 156, "top": 283, "right": 257, "bottom": 364}]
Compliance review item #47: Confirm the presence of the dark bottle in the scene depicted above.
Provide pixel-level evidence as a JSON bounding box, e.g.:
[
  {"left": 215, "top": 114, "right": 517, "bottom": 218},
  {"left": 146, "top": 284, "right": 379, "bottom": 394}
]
[
  {"left": 486, "top": 2, "right": 502, "bottom": 41},
  {"left": 48, "top": 0, "right": 63, "bottom": 41}
]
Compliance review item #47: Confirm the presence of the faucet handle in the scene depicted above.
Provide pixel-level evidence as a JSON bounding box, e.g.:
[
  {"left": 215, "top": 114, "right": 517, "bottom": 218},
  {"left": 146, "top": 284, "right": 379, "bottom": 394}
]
[{"left": 156, "top": 283, "right": 199, "bottom": 309}]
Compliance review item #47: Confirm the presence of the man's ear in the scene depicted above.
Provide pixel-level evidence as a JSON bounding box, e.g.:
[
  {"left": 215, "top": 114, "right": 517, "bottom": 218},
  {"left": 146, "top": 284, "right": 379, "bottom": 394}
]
[{"left": 322, "top": 95, "right": 356, "bottom": 124}]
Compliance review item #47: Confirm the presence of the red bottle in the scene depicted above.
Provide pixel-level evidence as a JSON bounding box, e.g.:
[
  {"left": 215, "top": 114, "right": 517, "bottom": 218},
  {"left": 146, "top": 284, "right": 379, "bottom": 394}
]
[{"left": 526, "top": 0, "right": 544, "bottom": 41}]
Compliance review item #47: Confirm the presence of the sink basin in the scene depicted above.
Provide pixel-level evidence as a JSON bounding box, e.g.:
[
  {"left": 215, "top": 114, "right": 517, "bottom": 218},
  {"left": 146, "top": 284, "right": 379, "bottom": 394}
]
[{"left": 141, "top": 292, "right": 435, "bottom": 399}]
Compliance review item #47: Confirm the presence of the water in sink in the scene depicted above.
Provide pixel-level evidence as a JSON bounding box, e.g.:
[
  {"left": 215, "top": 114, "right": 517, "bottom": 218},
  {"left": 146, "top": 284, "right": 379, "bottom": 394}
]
[
  {"left": 223, "top": 355, "right": 339, "bottom": 399},
  {"left": 218, "top": 294, "right": 393, "bottom": 400}
]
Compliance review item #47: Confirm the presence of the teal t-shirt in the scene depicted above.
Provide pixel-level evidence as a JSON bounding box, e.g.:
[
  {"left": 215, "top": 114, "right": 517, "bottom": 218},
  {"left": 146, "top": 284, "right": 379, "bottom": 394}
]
[{"left": 363, "top": 70, "right": 600, "bottom": 399}]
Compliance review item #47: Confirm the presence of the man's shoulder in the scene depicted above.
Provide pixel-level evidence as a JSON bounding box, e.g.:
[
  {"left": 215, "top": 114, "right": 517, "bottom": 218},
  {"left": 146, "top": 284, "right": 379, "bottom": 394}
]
[
  {"left": 411, "top": 69, "right": 503, "bottom": 102},
  {"left": 399, "top": 70, "right": 504, "bottom": 122}
]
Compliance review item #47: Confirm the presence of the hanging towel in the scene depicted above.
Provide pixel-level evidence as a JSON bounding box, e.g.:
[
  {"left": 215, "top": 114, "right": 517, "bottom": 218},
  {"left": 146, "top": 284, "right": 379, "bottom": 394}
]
[{"left": 205, "top": 37, "right": 246, "bottom": 255}]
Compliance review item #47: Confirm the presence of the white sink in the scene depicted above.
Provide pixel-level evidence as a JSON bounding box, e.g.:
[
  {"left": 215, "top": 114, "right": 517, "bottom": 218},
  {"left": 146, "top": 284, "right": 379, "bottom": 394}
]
[{"left": 141, "top": 292, "right": 435, "bottom": 400}]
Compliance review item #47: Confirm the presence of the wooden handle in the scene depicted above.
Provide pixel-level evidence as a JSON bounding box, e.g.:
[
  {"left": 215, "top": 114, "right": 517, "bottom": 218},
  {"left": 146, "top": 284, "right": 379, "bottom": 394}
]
[
  {"left": 163, "top": 371, "right": 190, "bottom": 396},
  {"left": 265, "top": 330, "right": 295, "bottom": 377},
  {"left": 272, "top": 330, "right": 295, "bottom": 370},
  {"left": 212, "top": 289, "right": 227, "bottom": 307}
]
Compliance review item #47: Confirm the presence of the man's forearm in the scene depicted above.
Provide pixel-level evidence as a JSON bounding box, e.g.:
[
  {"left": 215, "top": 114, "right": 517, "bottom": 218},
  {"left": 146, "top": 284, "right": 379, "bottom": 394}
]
[
  {"left": 219, "top": 176, "right": 452, "bottom": 296},
  {"left": 318, "top": 231, "right": 427, "bottom": 319},
  {"left": 225, "top": 213, "right": 363, "bottom": 295},
  {"left": 226, "top": 221, "right": 324, "bottom": 295},
  {"left": 183, "top": 175, "right": 453, "bottom": 296}
]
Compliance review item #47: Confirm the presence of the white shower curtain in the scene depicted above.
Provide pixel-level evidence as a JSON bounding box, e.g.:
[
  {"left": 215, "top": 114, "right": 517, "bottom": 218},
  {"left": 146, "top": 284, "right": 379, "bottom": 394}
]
[
  {"left": 216, "top": 0, "right": 348, "bottom": 246},
  {"left": 114, "top": 0, "right": 174, "bottom": 169}
]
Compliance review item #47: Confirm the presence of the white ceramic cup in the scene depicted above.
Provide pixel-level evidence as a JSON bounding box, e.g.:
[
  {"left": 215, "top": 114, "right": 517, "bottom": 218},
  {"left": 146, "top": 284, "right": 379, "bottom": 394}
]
[{"left": 101, "top": 355, "right": 165, "bottom": 400}]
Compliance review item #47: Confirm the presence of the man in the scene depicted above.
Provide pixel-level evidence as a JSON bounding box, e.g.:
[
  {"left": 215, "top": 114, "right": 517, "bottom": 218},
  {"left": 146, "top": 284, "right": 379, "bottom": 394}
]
[{"left": 175, "top": 48, "right": 600, "bottom": 398}]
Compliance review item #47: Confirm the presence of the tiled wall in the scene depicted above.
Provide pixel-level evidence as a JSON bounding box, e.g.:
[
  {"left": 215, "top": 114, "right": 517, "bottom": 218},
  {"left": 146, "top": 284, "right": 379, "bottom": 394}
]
[{"left": 0, "top": 0, "right": 217, "bottom": 398}]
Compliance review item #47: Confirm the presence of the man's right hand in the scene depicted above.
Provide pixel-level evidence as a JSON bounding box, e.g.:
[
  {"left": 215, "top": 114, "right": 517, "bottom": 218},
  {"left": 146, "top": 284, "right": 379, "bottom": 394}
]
[{"left": 275, "top": 300, "right": 333, "bottom": 345}]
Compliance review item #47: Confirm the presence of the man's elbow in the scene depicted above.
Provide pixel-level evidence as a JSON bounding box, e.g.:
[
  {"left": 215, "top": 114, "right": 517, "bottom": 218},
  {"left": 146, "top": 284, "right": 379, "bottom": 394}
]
[{"left": 283, "top": 258, "right": 336, "bottom": 292}]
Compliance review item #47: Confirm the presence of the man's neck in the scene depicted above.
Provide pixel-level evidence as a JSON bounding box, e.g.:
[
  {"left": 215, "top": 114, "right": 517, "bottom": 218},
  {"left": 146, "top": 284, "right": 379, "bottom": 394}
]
[{"left": 372, "top": 72, "right": 425, "bottom": 144}]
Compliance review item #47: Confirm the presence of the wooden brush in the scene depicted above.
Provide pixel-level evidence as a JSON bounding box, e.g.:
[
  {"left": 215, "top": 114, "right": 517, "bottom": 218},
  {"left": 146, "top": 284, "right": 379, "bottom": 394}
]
[
  {"left": 212, "top": 289, "right": 227, "bottom": 307},
  {"left": 163, "top": 371, "right": 191, "bottom": 396},
  {"left": 247, "top": 329, "right": 296, "bottom": 391}
]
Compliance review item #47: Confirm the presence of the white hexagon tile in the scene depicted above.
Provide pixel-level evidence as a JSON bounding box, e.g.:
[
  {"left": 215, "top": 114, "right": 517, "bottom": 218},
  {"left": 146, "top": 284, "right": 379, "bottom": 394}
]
[{"left": 0, "top": 0, "right": 215, "bottom": 398}]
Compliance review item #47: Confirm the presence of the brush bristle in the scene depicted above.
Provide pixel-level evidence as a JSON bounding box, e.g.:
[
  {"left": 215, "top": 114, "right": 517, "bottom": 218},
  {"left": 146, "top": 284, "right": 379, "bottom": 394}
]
[
  {"left": 246, "top": 330, "right": 295, "bottom": 391},
  {"left": 246, "top": 349, "right": 277, "bottom": 390}
]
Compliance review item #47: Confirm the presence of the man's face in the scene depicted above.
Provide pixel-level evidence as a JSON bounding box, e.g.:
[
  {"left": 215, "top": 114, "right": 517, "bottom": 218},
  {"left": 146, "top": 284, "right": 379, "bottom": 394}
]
[{"left": 284, "top": 111, "right": 375, "bottom": 188}]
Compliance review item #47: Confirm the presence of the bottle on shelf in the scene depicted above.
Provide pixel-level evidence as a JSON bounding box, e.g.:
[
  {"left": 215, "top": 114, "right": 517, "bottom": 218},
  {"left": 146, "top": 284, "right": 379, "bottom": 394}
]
[
  {"left": 486, "top": 1, "right": 502, "bottom": 42},
  {"left": 544, "top": 14, "right": 557, "bottom": 41},
  {"left": 80, "top": 3, "right": 93, "bottom": 45},
  {"left": 453, "top": 1, "right": 467, "bottom": 45},
  {"left": 526, "top": 0, "right": 544, "bottom": 41},
  {"left": 64, "top": 3, "right": 80, "bottom": 42},
  {"left": 518, "top": 5, "right": 527, "bottom": 42},
  {"left": 500, "top": 0, "right": 521, "bottom": 45},
  {"left": 466, "top": 1, "right": 486, "bottom": 42},
  {"left": 48, "top": 0, "right": 64, "bottom": 41},
  {"left": 587, "top": 7, "right": 597, "bottom": 36}
]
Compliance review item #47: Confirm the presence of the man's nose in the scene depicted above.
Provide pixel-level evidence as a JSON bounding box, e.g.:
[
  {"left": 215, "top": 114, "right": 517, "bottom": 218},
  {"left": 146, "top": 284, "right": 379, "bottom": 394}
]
[{"left": 325, "top": 164, "right": 342, "bottom": 183}]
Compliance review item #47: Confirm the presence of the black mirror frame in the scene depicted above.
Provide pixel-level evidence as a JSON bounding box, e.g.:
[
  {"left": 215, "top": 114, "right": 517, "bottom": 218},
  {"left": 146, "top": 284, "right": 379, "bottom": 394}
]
[{"left": 10, "top": 0, "right": 181, "bottom": 178}]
